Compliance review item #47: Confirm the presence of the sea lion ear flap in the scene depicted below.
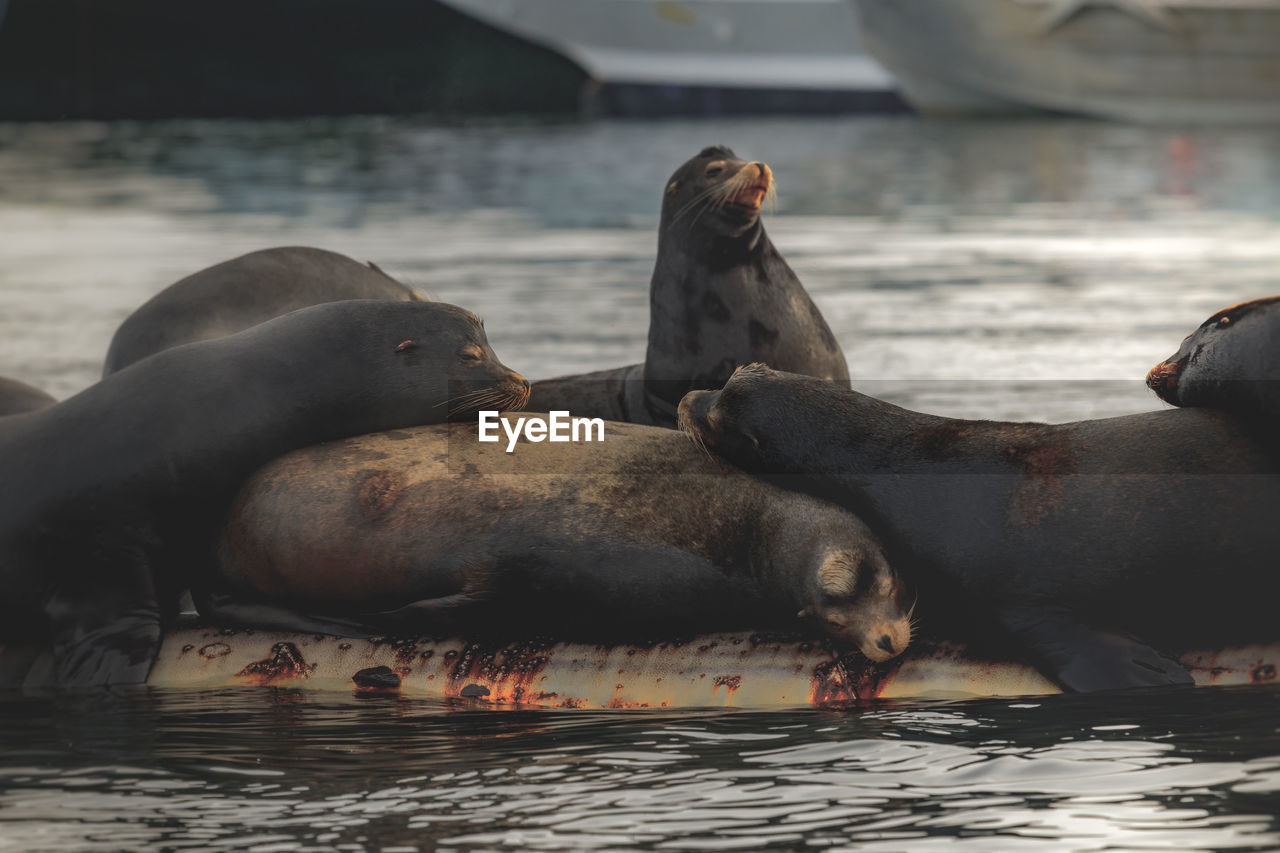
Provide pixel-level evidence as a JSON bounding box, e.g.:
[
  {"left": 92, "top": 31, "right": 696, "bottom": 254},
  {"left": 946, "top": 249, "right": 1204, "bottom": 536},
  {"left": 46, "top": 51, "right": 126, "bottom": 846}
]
[
  {"left": 817, "top": 553, "right": 858, "bottom": 599},
  {"left": 396, "top": 340, "right": 417, "bottom": 353},
  {"left": 665, "top": 180, "right": 680, "bottom": 196}
]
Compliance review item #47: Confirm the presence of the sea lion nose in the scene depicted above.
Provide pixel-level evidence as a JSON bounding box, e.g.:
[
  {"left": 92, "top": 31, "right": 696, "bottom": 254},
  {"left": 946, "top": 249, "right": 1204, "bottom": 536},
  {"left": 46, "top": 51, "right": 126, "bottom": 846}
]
[
  {"left": 876, "top": 634, "right": 895, "bottom": 654},
  {"left": 1146, "top": 360, "right": 1179, "bottom": 398}
]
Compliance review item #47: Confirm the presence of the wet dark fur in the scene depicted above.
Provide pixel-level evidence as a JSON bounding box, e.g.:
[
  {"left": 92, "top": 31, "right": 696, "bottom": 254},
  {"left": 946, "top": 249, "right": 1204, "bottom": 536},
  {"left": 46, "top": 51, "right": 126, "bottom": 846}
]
[
  {"left": 0, "top": 376, "right": 55, "bottom": 416},
  {"left": 212, "top": 420, "right": 911, "bottom": 659},
  {"left": 103, "top": 246, "right": 422, "bottom": 375},
  {"left": 680, "top": 366, "right": 1280, "bottom": 692},
  {"left": 527, "top": 146, "right": 848, "bottom": 428},
  {"left": 1148, "top": 296, "right": 1280, "bottom": 422},
  {"left": 0, "top": 300, "right": 526, "bottom": 688}
]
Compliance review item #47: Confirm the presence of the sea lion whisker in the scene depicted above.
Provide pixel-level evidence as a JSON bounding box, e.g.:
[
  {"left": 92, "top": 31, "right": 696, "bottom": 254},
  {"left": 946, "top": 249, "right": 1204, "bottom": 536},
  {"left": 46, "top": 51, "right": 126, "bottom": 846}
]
[
  {"left": 671, "top": 183, "right": 727, "bottom": 224},
  {"left": 507, "top": 386, "right": 532, "bottom": 411},
  {"left": 453, "top": 387, "right": 506, "bottom": 405},
  {"left": 710, "top": 174, "right": 746, "bottom": 213},
  {"left": 481, "top": 385, "right": 529, "bottom": 412},
  {"left": 678, "top": 420, "right": 715, "bottom": 460},
  {"left": 484, "top": 389, "right": 526, "bottom": 414},
  {"left": 450, "top": 394, "right": 506, "bottom": 416},
  {"left": 437, "top": 389, "right": 488, "bottom": 412},
  {"left": 448, "top": 389, "right": 508, "bottom": 416}
]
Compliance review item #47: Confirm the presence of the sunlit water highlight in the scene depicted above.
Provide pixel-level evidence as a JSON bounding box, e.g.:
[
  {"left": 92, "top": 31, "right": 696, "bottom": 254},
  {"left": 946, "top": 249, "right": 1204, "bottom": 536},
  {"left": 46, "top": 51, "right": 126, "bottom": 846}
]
[
  {"left": 1, "top": 689, "right": 1278, "bottom": 851},
  {"left": 1, "top": 116, "right": 1279, "bottom": 851}
]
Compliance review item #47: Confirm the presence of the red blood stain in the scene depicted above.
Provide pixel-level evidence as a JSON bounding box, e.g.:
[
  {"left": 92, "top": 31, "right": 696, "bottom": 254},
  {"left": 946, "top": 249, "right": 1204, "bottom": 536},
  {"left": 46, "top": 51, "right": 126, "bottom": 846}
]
[
  {"left": 445, "top": 640, "right": 556, "bottom": 704},
  {"left": 810, "top": 651, "right": 901, "bottom": 706},
  {"left": 235, "top": 642, "right": 316, "bottom": 685},
  {"left": 713, "top": 675, "right": 742, "bottom": 692}
]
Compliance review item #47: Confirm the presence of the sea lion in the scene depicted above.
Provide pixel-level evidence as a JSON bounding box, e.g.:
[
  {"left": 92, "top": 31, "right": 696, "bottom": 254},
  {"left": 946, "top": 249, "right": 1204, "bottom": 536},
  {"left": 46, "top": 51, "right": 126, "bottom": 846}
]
[
  {"left": 0, "top": 376, "right": 55, "bottom": 416},
  {"left": 527, "top": 145, "right": 849, "bottom": 427},
  {"left": 1148, "top": 296, "right": 1280, "bottom": 421},
  {"left": 0, "top": 300, "right": 528, "bottom": 688},
  {"left": 210, "top": 418, "right": 911, "bottom": 662},
  {"left": 103, "top": 246, "right": 423, "bottom": 375},
  {"left": 679, "top": 364, "right": 1280, "bottom": 693}
]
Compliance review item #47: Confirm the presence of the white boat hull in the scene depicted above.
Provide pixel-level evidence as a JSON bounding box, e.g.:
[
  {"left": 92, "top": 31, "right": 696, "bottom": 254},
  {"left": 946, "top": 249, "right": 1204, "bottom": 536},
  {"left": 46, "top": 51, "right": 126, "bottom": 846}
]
[
  {"left": 854, "top": 0, "right": 1280, "bottom": 124},
  {"left": 437, "top": 0, "right": 896, "bottom": 113}
]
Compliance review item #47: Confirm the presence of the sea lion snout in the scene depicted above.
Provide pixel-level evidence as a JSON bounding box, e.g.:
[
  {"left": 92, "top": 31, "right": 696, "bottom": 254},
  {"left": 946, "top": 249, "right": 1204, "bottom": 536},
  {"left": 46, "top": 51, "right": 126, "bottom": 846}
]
[
  {"left": 676, "top": 388, "right": 719, "bottom": 442},
  {"left": 810, "top": 552, "right": 913, "bottom": 663},
  {"left": 678, "top": 366, "right": 779, "bottom": 457},
  {"left": 816, "top": 602, "right": 912, "bottom": 664},
  {"left": 450, "top": 362, "right": 531, "bottom": 418},
  {"left": 726, "top": 161, "right": 771, "bottom": 203},
  {"left": 1146, "top": 357, "right": 1184, "bottom": 403},
  {"left": 726, "top": 162, "right": 774, "bottom": 212}
]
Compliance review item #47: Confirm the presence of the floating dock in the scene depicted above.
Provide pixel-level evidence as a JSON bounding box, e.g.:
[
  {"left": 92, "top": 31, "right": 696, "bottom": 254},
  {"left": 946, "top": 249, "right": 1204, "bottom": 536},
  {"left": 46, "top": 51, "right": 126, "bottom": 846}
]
[{"left": 127, "top": 628, "right": 1280, "bottom": 708}]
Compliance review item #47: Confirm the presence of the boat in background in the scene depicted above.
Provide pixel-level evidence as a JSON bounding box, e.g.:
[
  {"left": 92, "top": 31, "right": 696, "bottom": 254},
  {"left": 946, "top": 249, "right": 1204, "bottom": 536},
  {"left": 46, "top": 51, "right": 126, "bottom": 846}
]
[
  {"left": 853, "top": 0, "right": 1280, "bottom": 124},
  {"left": 436, "top": 0, "right": 902, "bottom": 115}
]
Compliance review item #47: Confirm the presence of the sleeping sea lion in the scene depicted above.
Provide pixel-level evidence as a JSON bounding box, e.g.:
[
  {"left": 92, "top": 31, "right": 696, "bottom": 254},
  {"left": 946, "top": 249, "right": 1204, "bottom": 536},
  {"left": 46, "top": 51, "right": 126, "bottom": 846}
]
[
  {"left": 103, "top": 246, "right": 422, "bottom": 375},
  {"left": 679, "top": 364, "right": 1280, "bottom": 693},
  {"left": 210, "top": 418, "right": 912, "bottom": 662},
  {"left": 1148, "top": 296, "right": 1280, "bottom": 422},
  {"left": 0, "top": 300, "right": 527, "bottom": 687}
]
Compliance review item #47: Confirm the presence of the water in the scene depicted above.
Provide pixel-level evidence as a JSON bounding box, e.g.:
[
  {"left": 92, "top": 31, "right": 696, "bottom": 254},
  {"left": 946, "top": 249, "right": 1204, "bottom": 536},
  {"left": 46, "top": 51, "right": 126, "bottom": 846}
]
[
  {"left": 2, "top": 115, "right": 1279, "bottom": 850},
  {"left": 1, "top": 687, "right": 1278, "bottom": 851}
]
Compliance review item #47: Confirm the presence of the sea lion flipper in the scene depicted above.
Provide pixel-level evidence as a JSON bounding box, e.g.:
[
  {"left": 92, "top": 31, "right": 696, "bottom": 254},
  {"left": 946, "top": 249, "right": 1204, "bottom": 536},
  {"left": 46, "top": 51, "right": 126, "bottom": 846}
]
[
  {"left": 52, "top": 613, "right": 161, "bottom": 688},
  {"left": 46, "top": 579, "right": 161, "bottom": 688},
  {"left": 362, "top": 591, "right": 489, "bottom": 635},
  {"left": 1008, "top": 611, "right": 1192, "bottom": 692},
  {"left": 43, "top": 545, "right": 163, "bottom": 688},
  {"left": 198, "top": 593, "right": 382, "bottom": 638},
  {"left": 1055, "top": 633, "right": 1193, "bottom": 692}
]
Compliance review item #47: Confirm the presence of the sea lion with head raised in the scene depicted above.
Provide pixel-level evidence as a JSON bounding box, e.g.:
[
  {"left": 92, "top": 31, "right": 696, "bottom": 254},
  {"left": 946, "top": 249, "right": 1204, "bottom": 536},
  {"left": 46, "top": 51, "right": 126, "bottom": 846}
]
[
  {"left": 210, "top": 418, "right": 911, "bottom": 661},
  {"left": 679, "top": 364, "right": 1280, "bottom": 693},
  {"left": 0, "top": 376, "right": 55, "bottom": 416},
  {"left": 1148, "top": 296, "right": 1280, "bottom": 422},
  {"left": 528, "top": 146, "right": 849, "bottom": 427},
  {"left": 0, "top": 300, "right": 527, "bottom": 688},
  {"left": 103, "top": 246, "right": 423, "bottom": 375}
]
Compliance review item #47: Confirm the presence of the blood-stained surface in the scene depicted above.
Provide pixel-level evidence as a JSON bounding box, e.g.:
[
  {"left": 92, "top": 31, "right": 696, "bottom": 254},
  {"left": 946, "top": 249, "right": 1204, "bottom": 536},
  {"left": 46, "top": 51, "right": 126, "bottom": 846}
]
[{"left": 148, "top": 626, "right": 1280, "bottom": 708}]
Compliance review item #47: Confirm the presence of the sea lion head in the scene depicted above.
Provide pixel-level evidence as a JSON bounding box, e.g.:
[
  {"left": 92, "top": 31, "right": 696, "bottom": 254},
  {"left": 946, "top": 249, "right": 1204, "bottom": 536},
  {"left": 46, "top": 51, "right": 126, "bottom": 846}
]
[
  {"left": 388, "top": 302, "right": 531, "bottom": 420},
  {"left": 268, "top": 300, "right": 529, "bottom": 428},
  {"left": 679, "top": 366, "right": 912, "bottom": 661},
  {"left": 661, "top": 145, "right": 776, "bottom": 238},
  {"left": 1147, "top": 296, "right": 1280, "bottom": 407},
  {"left": 677, "top": 363, "right": 811, "bottom": 471},
  {"left": 802, "top": 544, "right": 912, "bottom": 663}
]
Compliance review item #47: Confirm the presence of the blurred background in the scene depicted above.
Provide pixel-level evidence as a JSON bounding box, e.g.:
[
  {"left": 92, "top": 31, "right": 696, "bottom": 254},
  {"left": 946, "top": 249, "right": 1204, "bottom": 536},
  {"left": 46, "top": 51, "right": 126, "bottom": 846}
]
[{"left": 1, "top": 0, "right": 1279, "bottom": 419}]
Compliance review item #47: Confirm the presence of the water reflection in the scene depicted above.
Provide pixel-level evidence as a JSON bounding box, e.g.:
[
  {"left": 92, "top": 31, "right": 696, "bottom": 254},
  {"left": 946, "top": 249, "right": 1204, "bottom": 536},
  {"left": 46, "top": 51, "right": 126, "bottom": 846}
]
[
  {"left": 2, "top": 117, "right": 1279, "bottom": 417},
  {"left": 1, "top": 687, "right": 1278, "bottom": 851}
]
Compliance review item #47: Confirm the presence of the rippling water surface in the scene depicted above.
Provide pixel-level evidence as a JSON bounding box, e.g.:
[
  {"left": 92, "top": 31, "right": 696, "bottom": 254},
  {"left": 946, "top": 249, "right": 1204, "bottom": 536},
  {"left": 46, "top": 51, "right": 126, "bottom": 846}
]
[
  {"left": 2, "top": 116, "right": 1279, "bottom": 851},
  {"left": 2, "top": 688, "right": 1279, "bottom": 851}
]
